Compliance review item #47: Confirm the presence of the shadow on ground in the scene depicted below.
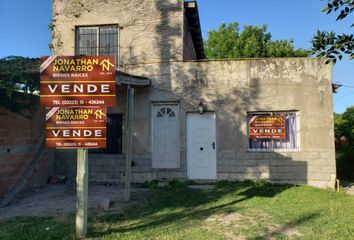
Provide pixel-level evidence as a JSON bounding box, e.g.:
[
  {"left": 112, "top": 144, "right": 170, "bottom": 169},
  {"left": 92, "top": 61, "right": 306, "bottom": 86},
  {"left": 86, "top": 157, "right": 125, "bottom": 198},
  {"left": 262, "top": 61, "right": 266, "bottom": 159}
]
[{"left": 89, "top": 181, "right": 317, "bottom": 238}]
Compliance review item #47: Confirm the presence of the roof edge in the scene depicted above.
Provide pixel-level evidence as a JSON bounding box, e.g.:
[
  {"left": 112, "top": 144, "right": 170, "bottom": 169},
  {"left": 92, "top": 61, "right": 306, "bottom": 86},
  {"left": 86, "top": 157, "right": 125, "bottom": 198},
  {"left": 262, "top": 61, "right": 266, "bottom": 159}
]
[{"left": 184, "top": 1, "right": 205, "bottom": 59}]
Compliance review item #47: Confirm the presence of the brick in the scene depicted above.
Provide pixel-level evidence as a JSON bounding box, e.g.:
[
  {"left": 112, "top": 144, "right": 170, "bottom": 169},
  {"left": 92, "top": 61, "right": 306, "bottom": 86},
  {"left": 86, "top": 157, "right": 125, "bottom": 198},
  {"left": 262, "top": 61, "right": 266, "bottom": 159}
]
[
  {"left": 4, "top": 139, "right": 16, "bottom": 145},
  {"left": 243, "top": 166, "right": 269, "bottom": 174},
  {"left": 220, "top": 158, "right": 236, "bottom": 166},
  {"left": 20, "top": 130, "right": 32, "bottom": 138},
  {"left": 319, "top": 152, "right": 334, "bottom": 160},
  {"left": 270, "top": 159, "right": 284, "bottom": 166},
  {"left": 242, "top": 160, "right": 258, "bottom": 166},
  {"left": 157, "top": 172, "right": 170, "bottom": 179},
  {"left": 0, "top": 179, "right": 15, "bottom": 194},
  {"left": 175, "top": 172, "right": 186, "bottom": 179},
  {"left": 133, "top": 165, "right": 152, "bottom": 172},
  {"left": 309, "top": 173, "right": 330, "bottom": 181},
  {"left": 272, "top": 166, "right": 302, "bottom": 173},
  {"left": 222, "top": 152, "right": 236, "bottom": 159},
  {"left": 236, "top": 153, "right": 250, "bottom": 160},
  {"left": 308, "top": 159, "right": 328, "bottom": 167},
  {"left": 290, "top": 152, "right": 306, "bottom": 160},
  {"left": 259, "top": 172, "right": 270, "bottom": 179},
  {"left": 0, "top": 172, "right": 20, "bottom": 181},
  {"left": 218, "top": 173, "right": 230, "bottom": 179},
  {"left": 277, "top": 152, "right": 293, "bottom": 159},
  {"left": 14, "top": 138, "right": 27, "bottom": 145},
  {"left": 306, "top": 152, "right": 320, "bottom": 159},
  {"left": 134, "top": 153, "right": 152, "bottom": 159},
  {"left": 242, "top": 172, "right": 259, "bottom": 180},
  {"left": 249, "top": 152, "right": 263, "bottom": 159},
  {"left": 132, "top": 173, "right": 151, "bottom": 183},
  {"left": 257, "top": 160, "right": 271, "bottom": 165},
  {"left": 11, "top": 153, "right": 35, "bottom": 161},
  {"left": 135, "top": 158, "right": 151, "bottom": 166},
  {"left": 317, "top": 166, "right": 335, "bottom": 174},
  {"left": 0, "top": 171, "right": 17, "bottom": 179},
  {"left": 262, "top": 152, "right": 277, "bottom": 159},
  {"left": 233, "top": 166, "right": 248, "bottom": 173},
  {"left": 234, "top": 159, "right": 244, "bottom": 166},
  {"left": 169, "top": 171, "right": 184, "bottom": 179},
  {"left": 270, "top": 173, "right": 292, "bottom": 180}
]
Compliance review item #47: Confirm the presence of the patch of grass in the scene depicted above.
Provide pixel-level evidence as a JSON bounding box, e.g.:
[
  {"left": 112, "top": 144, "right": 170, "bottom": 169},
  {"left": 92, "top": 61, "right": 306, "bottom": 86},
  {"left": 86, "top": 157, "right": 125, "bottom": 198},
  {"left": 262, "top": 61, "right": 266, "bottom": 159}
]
[
  {"left": 143, "top": 179, "right": 159, "bottom": 189},
  {"left": 0, "top": 216, "right": 75, "bottom": 240},
  {"left": 2, "top": 182, "right": 354, "bottom": 239}
]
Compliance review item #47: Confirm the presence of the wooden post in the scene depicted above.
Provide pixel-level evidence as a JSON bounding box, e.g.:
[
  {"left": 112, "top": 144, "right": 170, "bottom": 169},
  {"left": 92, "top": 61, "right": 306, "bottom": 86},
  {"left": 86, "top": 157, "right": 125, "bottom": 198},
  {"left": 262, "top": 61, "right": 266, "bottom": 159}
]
[
  {"left": 124, "top": 87, "right": 134, "bottom": 202},
  {"left": 76, "top": 148, "right": 88, "bottom": 238}
]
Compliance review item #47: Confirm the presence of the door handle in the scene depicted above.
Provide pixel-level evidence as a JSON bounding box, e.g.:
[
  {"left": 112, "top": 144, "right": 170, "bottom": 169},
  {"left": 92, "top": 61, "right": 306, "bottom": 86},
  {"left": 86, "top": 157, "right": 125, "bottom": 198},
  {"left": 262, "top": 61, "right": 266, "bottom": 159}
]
[{"left": 212, "top": 142, "right": 215, "bottom": 150}]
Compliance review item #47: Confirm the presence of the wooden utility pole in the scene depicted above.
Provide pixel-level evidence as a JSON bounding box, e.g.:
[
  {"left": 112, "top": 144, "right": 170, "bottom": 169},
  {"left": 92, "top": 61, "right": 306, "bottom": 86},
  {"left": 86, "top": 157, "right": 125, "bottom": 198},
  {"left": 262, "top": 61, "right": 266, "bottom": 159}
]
[
  {"left": 124, "top": 87, "right": 135, "bottom": 202},
  {"left": 76, "top": 148, "right": 88, "bottom": 238}
]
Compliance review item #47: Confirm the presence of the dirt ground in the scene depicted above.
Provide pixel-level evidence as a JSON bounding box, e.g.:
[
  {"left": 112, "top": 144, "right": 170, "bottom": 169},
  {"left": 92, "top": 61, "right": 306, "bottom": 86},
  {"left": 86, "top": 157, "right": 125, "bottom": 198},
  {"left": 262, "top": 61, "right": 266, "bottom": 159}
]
[{"left": 0, "top": 183, "right": 148, "bottom": 220}]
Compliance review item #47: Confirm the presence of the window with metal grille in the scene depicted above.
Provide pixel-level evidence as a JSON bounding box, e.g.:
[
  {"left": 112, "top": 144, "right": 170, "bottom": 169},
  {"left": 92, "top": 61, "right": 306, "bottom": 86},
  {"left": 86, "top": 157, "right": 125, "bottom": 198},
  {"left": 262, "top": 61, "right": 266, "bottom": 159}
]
[
  {"left": 247, "top": 111, "right": 300, "bottom": 152},
  {"left": 75, "top": 25, "right": 118, "bottom": 63}
]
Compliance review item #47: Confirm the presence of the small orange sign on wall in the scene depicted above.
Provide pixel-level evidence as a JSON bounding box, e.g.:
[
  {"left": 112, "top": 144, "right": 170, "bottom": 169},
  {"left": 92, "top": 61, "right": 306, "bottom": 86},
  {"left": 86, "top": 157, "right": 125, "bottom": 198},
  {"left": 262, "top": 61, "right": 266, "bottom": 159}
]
[
  {"left": 46, "top": 107, "right": 106, "bottom": 148},
  {"left": 249, "top": 115, "right": 287, "bottom": 140},
  {"left": 40, "top": 56, "right": 116, "bottom": 107}
]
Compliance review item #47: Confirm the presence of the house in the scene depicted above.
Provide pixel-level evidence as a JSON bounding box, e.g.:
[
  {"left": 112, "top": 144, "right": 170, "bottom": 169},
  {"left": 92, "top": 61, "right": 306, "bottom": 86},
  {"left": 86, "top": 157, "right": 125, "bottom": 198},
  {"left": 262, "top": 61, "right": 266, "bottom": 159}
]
[{"left": 0, "top": 0, "right": 336, "bottom": 199}]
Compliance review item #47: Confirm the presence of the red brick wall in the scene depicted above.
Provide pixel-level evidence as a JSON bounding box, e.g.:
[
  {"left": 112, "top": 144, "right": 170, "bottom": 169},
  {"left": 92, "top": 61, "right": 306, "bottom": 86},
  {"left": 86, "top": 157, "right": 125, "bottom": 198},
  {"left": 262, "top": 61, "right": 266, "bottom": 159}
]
[{"left": 0, "top": 105, "right": 54, "bottom": 198}]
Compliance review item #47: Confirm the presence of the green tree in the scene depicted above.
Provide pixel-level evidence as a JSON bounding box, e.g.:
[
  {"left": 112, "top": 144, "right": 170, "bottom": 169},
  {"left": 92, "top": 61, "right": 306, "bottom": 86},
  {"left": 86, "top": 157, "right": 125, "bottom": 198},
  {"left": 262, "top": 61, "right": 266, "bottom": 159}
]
[
  {"left": 334, "top": 112, "right": 346, "bottom": 142},
  {"left": 311, "top": 0, "right": 354, "bottom": 64},
  {"left": 337, "top": 106, "right": 354, "bottom": 143},
  {"left": 204, "top": 22, "right": 309, "bottom": 59},
  {"left": 335, "top": 106, "right": 354, "bottom": 179},
  {"left": 0, "top": 56, "right": 40, "bottom": 116}
]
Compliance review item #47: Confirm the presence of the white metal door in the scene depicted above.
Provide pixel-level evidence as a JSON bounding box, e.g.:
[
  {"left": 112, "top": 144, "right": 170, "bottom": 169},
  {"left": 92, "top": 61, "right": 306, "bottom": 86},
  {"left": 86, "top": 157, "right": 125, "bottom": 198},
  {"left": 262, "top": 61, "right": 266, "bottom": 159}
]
[
  {"left": 187, "top": 113, "right": 217, "bottom": 179},
  {"left": 152, "top": 104, "right": 180, "bottom": 169}
]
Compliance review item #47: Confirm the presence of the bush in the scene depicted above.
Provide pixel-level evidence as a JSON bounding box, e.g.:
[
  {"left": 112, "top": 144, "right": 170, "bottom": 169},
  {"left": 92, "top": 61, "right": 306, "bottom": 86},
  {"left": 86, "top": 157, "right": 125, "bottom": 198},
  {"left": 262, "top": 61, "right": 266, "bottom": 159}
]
[{"left": 336, "top": 145, "right": 354, "bottom": 180}]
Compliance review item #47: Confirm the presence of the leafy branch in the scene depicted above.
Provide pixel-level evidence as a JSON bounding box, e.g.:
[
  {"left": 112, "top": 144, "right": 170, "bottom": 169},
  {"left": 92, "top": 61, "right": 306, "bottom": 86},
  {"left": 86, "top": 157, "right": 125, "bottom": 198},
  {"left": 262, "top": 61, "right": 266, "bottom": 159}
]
[{"left": 312, "top": 0, "right": 354, "bottom": 63}]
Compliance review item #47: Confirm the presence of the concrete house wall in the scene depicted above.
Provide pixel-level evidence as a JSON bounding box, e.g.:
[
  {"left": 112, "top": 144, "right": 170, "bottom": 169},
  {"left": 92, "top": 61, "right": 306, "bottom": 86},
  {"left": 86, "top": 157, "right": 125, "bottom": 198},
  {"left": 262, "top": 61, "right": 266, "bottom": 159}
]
[
  {"left": 52, "top": 0, "right": 188, "bottom": 63},
  {"left": 128, "top": 59, "right": 336, "bottom": 188},
  {"left": 52, "top": 0, "right": 336, "bottom": 188}
]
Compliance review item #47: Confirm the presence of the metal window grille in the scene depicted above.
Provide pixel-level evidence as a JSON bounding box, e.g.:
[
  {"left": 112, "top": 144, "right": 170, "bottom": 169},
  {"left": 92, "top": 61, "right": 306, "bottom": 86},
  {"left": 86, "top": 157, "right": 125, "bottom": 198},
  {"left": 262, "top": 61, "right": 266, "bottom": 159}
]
[{"left": 76, "top": 25, "right": 118, "bottom": 64}]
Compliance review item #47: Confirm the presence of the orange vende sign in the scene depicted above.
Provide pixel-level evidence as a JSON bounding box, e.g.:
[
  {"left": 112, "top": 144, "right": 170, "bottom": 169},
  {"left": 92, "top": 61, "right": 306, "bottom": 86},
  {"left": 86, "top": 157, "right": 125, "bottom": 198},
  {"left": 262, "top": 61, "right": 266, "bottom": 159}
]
[
  {"left": 46, "top": 107, "right": 106, "bottom": 149},
  {"left": 249, "top": 115, "right": 287, "bottom": 140},
  {"left": 40, "top": 56, "right": 116, "bottom": 107}
]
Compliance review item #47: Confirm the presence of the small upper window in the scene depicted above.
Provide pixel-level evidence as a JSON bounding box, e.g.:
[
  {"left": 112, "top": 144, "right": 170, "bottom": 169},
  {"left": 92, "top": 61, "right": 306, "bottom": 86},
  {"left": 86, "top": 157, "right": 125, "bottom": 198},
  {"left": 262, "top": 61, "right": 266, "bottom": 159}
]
[
  {"left": 75, "top": 25, "right": 118, "bottom": 63},
  {"left": 156, "top": 107, "right": 176, "bottom": 118},
  {"left": 247, "top": 111, "right": 300, "bottom": 152}
]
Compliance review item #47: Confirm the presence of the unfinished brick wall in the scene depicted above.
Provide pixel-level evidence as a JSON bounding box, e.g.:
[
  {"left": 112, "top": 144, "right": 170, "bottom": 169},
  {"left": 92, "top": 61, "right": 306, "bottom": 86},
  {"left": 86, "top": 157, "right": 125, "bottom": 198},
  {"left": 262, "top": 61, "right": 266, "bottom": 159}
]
[{"left": 0, "top": 104, "right": 54, "bottom": 198}]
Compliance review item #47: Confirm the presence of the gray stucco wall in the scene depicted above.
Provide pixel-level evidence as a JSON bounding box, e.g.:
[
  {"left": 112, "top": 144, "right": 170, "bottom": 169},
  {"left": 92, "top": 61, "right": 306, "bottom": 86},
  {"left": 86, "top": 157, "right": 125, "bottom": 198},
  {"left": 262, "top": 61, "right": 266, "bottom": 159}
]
[
  {"left": 53, "top": 58, "right": 336, "bottom": 189},
  {"left": 52, "top": 0, "right": 185, "bottom": 64},
  {"left": 124, "top": 58, "right": 336, "bottom": 188}
]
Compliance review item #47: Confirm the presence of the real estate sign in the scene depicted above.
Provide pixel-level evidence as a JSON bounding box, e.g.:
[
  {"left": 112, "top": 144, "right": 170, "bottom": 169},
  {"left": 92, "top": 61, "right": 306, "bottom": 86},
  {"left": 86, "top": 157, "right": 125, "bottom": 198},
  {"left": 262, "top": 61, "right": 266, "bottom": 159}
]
[
  {"left": 46, "top": 107, "right": 106, "bottom": 148},
  {"left": 40, "top": 56, "right": 116, "bottom": 107},
  {"left": 249, "top": 115, "right": 286, "bottom": 140}
]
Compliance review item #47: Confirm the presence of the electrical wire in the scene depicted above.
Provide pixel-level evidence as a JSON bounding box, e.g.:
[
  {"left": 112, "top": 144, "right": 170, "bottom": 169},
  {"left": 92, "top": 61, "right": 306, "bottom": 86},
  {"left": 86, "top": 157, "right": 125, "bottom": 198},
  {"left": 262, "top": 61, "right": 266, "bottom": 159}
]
[{"left": 337, "top": 91, "right": 354, "bottom": 99}]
